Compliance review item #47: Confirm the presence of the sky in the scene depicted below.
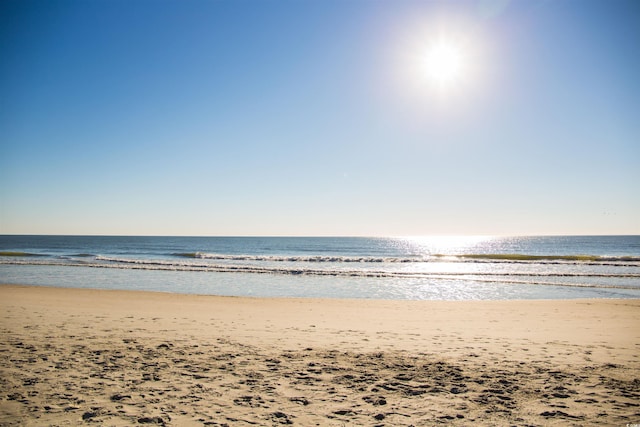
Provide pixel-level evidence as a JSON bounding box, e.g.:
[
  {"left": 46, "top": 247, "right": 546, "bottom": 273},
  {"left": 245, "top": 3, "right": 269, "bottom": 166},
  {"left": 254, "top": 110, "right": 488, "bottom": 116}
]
[{"left": 1, "top": 0, "right": 639, "bottom": 237}]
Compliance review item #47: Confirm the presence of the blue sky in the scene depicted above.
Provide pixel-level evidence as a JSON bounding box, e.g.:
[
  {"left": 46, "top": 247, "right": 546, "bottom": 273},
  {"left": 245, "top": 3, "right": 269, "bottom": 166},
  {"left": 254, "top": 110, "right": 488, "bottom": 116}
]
[{"left": 1, "top": 0, "right": 639, "bottom": 236}]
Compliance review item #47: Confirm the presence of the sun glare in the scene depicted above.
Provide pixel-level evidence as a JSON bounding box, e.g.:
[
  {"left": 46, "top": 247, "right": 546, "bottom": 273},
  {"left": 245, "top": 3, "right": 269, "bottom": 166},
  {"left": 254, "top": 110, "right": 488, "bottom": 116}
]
[
  {"left": 424, "top": 40, "right": 466, "bottom": 90},
  {"left": 393, "top": 20, "right": 484, "bottom": 105}
]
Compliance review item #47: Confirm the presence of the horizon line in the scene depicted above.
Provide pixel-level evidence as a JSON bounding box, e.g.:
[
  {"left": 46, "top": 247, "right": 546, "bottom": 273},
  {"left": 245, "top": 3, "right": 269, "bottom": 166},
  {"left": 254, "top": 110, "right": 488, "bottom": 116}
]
[{"left": 1, "top": 233, "right": 638, "bottom": 238}]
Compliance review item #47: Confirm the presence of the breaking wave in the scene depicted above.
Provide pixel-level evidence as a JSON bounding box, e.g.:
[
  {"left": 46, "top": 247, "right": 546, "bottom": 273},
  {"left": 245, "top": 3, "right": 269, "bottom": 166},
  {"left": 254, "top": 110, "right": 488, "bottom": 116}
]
[
  {"left": 173, "top": 252, "right": 420, "bottom": 263},
  {"left": 172, "top": 252, "right": 640, "bottom": 267},
  {"left": 448, "top": 254, "right": 640, "bottom": 264}
]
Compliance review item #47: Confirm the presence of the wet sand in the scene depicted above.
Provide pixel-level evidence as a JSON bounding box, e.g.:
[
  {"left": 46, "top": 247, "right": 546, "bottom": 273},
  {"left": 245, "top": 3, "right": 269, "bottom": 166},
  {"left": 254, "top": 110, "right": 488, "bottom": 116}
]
[{"left": 1, "top": 284, "right": 639, "bottom": 426}]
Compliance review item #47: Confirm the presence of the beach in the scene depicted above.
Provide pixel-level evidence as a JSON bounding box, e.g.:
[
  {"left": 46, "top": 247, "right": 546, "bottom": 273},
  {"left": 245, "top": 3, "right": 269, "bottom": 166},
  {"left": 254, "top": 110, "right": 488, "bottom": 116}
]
[{"left": 1, "top": 284, "right": 639, "bottom": 426}]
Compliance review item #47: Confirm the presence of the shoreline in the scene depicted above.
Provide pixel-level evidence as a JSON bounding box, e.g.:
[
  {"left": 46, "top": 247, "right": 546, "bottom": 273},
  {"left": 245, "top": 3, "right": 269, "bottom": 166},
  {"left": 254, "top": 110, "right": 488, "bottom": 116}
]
[
  {"left": 1, "top": 283, "right": 639, "bottom": 425},
  {"left": 6, "top": 281, "right": 640, "bottom": 300}
]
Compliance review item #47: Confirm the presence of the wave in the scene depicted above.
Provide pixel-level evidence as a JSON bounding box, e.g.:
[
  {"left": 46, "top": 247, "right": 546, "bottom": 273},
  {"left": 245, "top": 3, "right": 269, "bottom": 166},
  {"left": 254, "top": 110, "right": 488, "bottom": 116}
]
[
  {"left": 173, "top": 252, "right": 640, "bottom": 267},
  {"left": 173, "top": 252, "right": 420, "bottom": 263},
  {"left": 3, "top": 249, "right": 638, "bottom": 267},
  {"left": 447, "top": 254, "right": 640, "bottom": 262},
  {"left": 2, "top": 257, "right": 640, "bottom": 291},
  {"left": 0, "top": 251, "right": 42, "bottom": 257}
]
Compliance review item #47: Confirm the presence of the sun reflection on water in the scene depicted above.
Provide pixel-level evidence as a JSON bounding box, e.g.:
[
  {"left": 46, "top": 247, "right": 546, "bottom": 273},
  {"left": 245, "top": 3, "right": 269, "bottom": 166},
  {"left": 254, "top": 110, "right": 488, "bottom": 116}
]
[{"left": 401, "top": 235, "right": 497, "bottom": 257}]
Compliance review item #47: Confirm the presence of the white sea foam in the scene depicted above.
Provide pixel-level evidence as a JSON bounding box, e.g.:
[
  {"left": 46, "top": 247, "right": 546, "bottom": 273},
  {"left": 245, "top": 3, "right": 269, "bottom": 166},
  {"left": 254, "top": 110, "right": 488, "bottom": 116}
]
[{"left": 171, "top": 252, "right": 640, "bottom": 267}]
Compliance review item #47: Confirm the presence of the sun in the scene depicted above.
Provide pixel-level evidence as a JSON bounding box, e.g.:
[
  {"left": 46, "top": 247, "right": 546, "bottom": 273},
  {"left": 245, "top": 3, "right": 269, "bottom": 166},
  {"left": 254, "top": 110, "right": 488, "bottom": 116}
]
[{"left": 424, "top": 39, "right": 466, "bottom": 90}]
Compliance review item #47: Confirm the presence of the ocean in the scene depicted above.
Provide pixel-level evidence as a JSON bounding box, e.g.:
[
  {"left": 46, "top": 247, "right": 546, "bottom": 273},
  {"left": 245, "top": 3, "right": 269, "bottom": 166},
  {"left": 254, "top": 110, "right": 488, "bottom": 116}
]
[{"left": 1, "top": 235, "right": 639, "bottom": 300}]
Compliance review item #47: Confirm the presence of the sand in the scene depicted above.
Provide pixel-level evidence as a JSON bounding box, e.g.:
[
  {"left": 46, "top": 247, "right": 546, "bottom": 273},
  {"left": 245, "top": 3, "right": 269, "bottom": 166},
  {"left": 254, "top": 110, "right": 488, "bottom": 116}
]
[{"left": 0, "top": 284, "right": 639, "bottom": 426}]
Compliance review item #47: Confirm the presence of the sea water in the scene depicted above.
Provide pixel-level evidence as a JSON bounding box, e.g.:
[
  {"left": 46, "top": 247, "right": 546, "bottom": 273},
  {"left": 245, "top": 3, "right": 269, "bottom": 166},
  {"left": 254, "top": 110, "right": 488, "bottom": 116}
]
[{"left": 1, "top": 235, "right": 639, "bottom": 300}]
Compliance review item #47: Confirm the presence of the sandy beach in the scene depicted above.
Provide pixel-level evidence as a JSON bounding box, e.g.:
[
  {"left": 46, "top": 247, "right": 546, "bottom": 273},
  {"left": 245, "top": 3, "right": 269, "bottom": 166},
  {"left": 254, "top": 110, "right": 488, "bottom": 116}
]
[{"left": 1, "top": 284, "right": 639, "bottom": 426}]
